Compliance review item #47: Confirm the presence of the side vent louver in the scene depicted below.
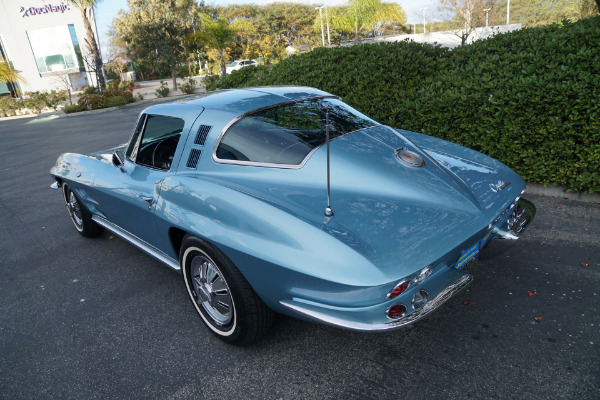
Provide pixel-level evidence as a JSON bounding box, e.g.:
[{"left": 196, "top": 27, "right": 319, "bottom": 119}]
[
  {"left": 186, "top": 149, "right": 202, "bottom": 169},
  {"left": 194, "top": 125, "right": 212, "bottom": 145}
]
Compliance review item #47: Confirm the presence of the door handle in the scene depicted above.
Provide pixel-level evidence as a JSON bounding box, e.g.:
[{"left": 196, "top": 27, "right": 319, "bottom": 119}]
[{"left": 138, "top": 195, "right": 154, "bottom": 210}]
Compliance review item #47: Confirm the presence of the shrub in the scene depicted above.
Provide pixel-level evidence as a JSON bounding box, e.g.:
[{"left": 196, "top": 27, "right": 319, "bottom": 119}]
[
  {"left": 0, "top": 96, "right": 19, "bottom": 117},
  {"left": 179, "top": 78, "right": 197, "bottom": 94},
  {"left": 63, "top": 104, "right": 83, "bottom": 114},
  {"left": 106, "top": 80, "right": 120, "bottom": 90},
  {"left": 44, "top": 90, "right": 67, "bottom": 110},
  {"left": 82, "top": 86, "right": 99, "bottom": 95},
  {"left": 104, "top": 88, "right": 134, "bottom": 103},
  {"left": 105, "top": 95, "right": 128, "bottom": 108},
  {"left": 78, "top": 94, "right": 105, "bottom": 110},
  {"left": 118, "top": 80, "right": 135, "bottom": 91},
  {"left": 209, "top": 17, "right": 600, "bottom": 192},
  {"left": 155, "top": 81, "right": 169, "bottom": 97}
]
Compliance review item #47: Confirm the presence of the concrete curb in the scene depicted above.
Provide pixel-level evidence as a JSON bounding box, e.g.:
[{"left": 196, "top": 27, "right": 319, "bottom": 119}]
[{"left": 525, "top": 183, "right": 600, "bottom": 203}]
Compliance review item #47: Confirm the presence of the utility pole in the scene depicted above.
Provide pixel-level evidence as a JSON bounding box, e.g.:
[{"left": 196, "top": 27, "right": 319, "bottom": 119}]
[
  {"left": 484, "top": 9, "right": 491, "bottom": 27},
  {"left": 316, "top": 6, "right": 325, "bottom": 46},
  {"left": 420, "top": 8, "right": 427, "bottom": 33},
  {"left": 506, "top": 0, "right": 510, "bottom": 24},
  {"left": 325, "top": 6, "right": 331, "bottom": 47}
]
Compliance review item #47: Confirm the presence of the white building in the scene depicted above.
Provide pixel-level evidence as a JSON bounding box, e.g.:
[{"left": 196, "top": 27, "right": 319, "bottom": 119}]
[{"left": 0, "top": 0, "right": 103, "bottom": 96}]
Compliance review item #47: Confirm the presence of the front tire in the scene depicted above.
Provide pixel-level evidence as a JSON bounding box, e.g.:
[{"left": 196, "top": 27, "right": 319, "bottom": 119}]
[
  {"left": 62, "top": 184, "right": 102, "bottom": 238},
  {"left": 180, "top": 235, "right": 273, "bottom": 345}
]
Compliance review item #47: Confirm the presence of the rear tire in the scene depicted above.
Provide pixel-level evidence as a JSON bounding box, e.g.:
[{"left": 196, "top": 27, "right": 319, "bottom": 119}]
[
  {"left": 180, "top": 235, "right": 273, "bottom": 345},
  {"left": 63, "top": 184, "right": 102, "bottom": 238}
]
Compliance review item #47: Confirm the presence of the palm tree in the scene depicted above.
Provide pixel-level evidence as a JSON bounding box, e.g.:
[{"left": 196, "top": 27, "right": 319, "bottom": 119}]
[
  {"left": 67, "top": 0, "right": 105, "bottom": 89},
  {"left": 332, "top": 0, "right": 406, "bottom": 43},
  {"left": 0, "top": 61, "right": 24, "bottom": 84},
  {"left": 194, "top": 13, "right": 254, "bottom": 76}
]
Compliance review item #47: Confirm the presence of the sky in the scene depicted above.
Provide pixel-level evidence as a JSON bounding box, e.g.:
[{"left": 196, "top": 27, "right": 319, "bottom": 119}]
[{"left": 94, "top": 0, "right": 438, "bottom": 53}]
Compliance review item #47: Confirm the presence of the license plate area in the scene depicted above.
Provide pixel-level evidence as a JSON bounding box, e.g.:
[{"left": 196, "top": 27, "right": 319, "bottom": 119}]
[{"left": 454, "top": 242, "right": 480, "bottom": 269}]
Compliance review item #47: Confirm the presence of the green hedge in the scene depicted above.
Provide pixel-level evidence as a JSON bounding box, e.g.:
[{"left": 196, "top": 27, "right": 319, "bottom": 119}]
[{"left": 210, "top": 17, "right": 600, "bottom": 193}]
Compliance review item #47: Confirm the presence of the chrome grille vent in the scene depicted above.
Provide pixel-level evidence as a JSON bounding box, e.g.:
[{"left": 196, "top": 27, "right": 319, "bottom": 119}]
[
  {"left": 194, "top": 125, "right": 212, "bottom": 145},
  {"left": 186, "top": 149, "right": 202, "bottom": 169}
]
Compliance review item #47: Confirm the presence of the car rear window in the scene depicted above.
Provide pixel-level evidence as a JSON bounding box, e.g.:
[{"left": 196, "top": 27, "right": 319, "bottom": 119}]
[{"left": 216, "top": 98, "right": 378, "bottom": 166}]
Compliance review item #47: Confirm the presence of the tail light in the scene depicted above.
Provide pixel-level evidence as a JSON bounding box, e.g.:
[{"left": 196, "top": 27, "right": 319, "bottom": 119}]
[
  {"left": 387, "top": 279, "right": 410, "bottom": 299},
  {"left": 386, "top": 303, "right": 407, "bottom": 319}
]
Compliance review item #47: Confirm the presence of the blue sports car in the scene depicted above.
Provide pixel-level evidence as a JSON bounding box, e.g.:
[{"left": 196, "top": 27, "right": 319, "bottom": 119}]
[{"left": 50, "top": 86, "right": 535, "bottom": 345}]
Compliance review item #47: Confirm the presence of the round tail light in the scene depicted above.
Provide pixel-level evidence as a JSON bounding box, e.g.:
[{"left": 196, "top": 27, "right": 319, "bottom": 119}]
[
  {"left": 386, "top": 303, "right": 407, "bottom": 319},
  {"left": 387, "top": 279, "right": 410, "bottom": 299}
]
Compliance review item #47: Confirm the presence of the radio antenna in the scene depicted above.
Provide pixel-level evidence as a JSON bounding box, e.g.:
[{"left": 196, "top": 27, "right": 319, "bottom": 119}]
[{"left": 324, "top": 106, "right": 333, "bottom": 217}]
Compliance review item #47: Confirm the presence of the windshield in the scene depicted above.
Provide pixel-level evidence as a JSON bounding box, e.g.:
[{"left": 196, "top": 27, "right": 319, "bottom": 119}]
[
  {"left": 228, "top": 61, "right": 239, "bottom": 67},
  {"left": 215, "top": 98, "right": 379, "bottom": 166}
]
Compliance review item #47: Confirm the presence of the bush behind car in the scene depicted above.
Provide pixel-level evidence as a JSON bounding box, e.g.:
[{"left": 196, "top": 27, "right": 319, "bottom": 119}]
[{"left": 209, "top": 17, "right": 600, "bottom": 193}]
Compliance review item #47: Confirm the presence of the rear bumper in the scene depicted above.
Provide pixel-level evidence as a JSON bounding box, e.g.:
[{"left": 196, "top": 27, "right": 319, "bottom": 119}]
[
  {"left": 480, "top": 197, "right": 536, "bottom": 259},
  {"left": 280, "top": 272, "right": 472, "bottom": 332}
]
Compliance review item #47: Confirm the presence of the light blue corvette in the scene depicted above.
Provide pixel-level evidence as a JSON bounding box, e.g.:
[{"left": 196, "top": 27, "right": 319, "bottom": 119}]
[{"left": 50, "top": 86, "right": 535, "bottom": 345}]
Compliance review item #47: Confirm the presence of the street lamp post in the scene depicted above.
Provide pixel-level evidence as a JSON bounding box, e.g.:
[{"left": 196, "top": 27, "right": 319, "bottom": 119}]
[
  {"left": 316, "top": 6, "right": 325, "bottom": 47},
  {"left": 506, "top": 0, "right": 510, "bottom": 24},
  {"left": 325, "top": 6, "right": 331, "bottom": 47},
  {"left": 484, "top": 9, "right": 491, "bottom": 27},
  {"left": 420, "top": 8, "right": 427, "bottom": 33}
]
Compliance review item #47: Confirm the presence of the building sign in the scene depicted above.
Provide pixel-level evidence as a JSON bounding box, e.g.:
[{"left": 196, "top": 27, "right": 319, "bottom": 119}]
[{"left": 20, "top": 3, "right": 70, "bottom": 18}]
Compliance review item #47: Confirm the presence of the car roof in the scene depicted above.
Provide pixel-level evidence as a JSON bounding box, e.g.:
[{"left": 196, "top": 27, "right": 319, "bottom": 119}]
[{"left": 142, "top": 86, "right": 335, "bottom": 120}]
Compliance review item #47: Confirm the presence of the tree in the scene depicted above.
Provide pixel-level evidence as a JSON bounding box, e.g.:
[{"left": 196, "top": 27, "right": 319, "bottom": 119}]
[
  {"left": 192, "top": 13, "right": 254, "bottom": 76},
  {"left": 0, "top": 61, "right": 24, "bottom": 85},
  {"left": 329, "top": 0, "right": 406, "bottom": 43},
  {"left": 0, "top": 60, "right": 24, "bottom": 97},
  {"left": 67, "top": 0, "right": 106, "bottom": 90},
  {"left": 487, "top": 0, "right": 598, "bottom": 28},
  {"left": 438, "top": 0, "right": 497, "bottom": 44},
  {"left": 114, "top": 0, "right": 195, "bottom": 89}
]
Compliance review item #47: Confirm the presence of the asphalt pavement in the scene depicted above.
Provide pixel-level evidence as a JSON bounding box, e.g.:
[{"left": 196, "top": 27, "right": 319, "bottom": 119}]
[{"left": 0, "top": 106, "right": 598, "bottom": 400}]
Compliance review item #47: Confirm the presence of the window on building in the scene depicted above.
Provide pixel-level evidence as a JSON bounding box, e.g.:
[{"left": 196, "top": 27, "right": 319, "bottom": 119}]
[{"left": 27, "top": 25, "right": 83, "bottom": 74}]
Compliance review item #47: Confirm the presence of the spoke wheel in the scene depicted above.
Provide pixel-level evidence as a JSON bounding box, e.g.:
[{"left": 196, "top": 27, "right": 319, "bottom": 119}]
[
  {"left": 62, "top": 184, "right": 103, "bottom": 238},
  {"left": 181, "top": 235, "right": 273, "bottom": 345},
  {"left": 190, "top": 255, "right": 234, "bottom": 326}
]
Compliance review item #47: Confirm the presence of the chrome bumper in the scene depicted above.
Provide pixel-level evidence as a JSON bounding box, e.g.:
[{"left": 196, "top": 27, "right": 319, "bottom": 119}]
[
  {"left": 279, "top": 274, "right": 473, "bottom": 332},
  {"left": 480, "top": 197, "right": 536, "bottom": 259}
]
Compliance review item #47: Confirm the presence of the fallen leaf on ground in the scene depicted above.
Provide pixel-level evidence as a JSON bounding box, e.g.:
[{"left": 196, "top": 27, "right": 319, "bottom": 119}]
[
  {"left": 580, "top": 262, "right": 589, "bottom": 267},
  {"left": 528, "top": 291, "right": 537, "bottom": 296},
  {"left": 463, "top": 300, "right": 472, "bottom": 306},
  {"left": 109, "top": 236, "right": 115, "bottom": 240},
  {"left": 534, "top": 316, "right": 544, "bottom": 322},
  {"left": 557, "top": 205, "right": 562, "bottom": 209},
  {"left": 41, "top": 226, "right": 46, "bottom": 230}
]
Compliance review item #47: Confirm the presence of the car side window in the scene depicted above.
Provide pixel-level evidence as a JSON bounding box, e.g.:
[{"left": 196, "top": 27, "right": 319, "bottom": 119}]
[{"left": 127, "top": 114, "right": 185, "bottom": 170}]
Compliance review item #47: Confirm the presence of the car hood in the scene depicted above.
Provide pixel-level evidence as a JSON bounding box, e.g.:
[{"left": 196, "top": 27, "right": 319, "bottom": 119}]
[{"left": 199, "top": 126, "right": 524, "bottom": 274}]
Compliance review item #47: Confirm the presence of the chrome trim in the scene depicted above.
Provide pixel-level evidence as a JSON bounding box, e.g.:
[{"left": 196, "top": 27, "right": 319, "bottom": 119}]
[
  {"left": 211, "top": 95, "right": 372, "bottom": 170},
  {"left": 280, "top": 274, "right": 473, "bottom": 332},
  {"left": 91, "top": 216, "right": 180, "bottom": 271},
  {"left": 50, "top": 181, "right": 61, "bottom": 189}
]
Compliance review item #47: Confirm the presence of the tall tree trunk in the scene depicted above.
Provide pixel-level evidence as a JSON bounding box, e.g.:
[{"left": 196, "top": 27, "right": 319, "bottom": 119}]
[
  {"left": 219, "top": 50, "right": 226, "bottom": 76},
  {"left": 171, "top": 66, "right": 177, "bottom": 91},
  {"left": 81, "top": 7, "right": 105, "bottom": 90},
  {"left": 595, "top": 0, "right": 600, "bottom": 13}
]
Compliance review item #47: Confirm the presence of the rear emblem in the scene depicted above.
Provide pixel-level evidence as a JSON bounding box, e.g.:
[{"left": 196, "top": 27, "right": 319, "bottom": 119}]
[{"left": 395, "top": 148, "right": 425, "bottom": 168}]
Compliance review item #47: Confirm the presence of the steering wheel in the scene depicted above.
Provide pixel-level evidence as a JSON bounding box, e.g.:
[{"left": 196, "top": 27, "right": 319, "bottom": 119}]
[{"left": 152, "top": 137, "right": 178, "bottom": 169}]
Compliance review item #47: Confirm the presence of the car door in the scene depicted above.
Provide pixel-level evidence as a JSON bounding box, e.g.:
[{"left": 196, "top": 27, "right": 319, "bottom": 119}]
[{"left": 91, "top": 113, "right": 187, "bottom": 249}]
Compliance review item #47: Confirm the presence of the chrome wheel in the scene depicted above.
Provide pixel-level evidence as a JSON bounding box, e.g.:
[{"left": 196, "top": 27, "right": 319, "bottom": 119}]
[
  {"left": 190, "top": 254, "right": 233, "bottom": 326},
  {"left": 65, "top": 188, "right": 84, "bottom": 231}
]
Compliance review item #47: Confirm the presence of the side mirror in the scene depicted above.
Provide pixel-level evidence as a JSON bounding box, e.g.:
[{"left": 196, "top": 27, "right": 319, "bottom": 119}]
[{"left": 112, "top": 150, "right": 126, "bottom": 172}]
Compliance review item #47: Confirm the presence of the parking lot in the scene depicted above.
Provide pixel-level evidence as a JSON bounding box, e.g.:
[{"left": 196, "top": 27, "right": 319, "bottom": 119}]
[{"left": 1, "top": 104, "right": 598, "bottom": 400}]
